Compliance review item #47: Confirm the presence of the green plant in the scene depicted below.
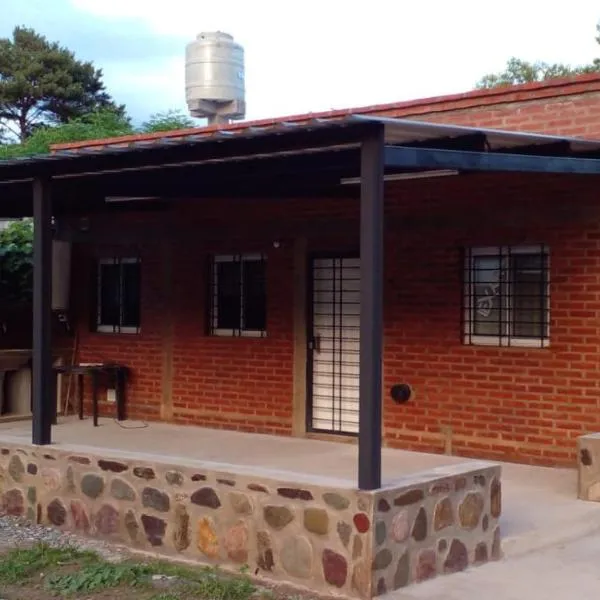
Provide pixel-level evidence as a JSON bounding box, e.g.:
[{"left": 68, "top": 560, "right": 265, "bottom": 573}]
[
  {"left": 141, "top": 109, "right": 194, "bottom": 133},
  {"left": 187, "top": 567, "right": 255, "bottom": 600},
  {"left": 149, "top": 561, "right": 255, "bottom": 600},
  {"left": 0, "top": 544, "right": 98, "bottom": 583},
  {"left": 46, "top": 562, "right": 154, "bottom": 595},
  {"left": 0, "top": 218, "right": 33, "bottom": 304}
]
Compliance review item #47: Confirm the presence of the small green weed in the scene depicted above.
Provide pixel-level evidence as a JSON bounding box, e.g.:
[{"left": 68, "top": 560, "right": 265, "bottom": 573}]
[
  {"left": 0, "top": 543, "right": 98, "bottom": 584},
  {"left": 149, "top": 593, "right": 183, "bottom": 600},
  {"left": 187, "top": 567, "right": 256, "bottom": 600},
  {"left": 46, "top": 562, "right": 153, "bottom": 595},
  {"left": 150, "top": 561, "right": 255, "bottom": 600}
]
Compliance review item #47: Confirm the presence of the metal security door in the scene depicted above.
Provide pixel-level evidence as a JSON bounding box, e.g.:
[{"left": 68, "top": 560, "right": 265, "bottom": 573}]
[{"left": 309, "top": 257, "right": 360, "bottom": 434}]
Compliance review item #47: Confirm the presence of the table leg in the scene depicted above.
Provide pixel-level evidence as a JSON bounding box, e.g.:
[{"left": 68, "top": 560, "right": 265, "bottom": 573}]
[
  {"left": 92, "top": 371, "right": 98, "bottom": 427},
  {"left": 51, "top": 370, "right": 57, "bottom": 425},
  {"left": 116, "top": 369, "right": 126, "bottom": 421},
  {"left": 78, "top": 374, "right": 84, "bottom": 420}
]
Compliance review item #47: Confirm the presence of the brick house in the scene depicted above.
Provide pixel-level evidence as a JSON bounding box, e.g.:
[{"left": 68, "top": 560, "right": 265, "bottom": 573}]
[{"left": 4, "top": 73, "right": 600, "bottom": 482}]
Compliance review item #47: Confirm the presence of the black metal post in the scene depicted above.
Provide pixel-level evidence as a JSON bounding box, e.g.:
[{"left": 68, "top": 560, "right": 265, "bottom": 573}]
[
  {"left": 32, "top": 177, "right": 53, "bottom": 445},
  {"left": 359, "top": 126, "right": 385, "bottom": 490}
]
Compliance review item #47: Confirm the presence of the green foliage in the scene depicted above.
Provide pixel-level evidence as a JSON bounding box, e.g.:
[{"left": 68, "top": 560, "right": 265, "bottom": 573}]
[
  {"left": 477, "top": 57, "right": 600, "bottom": 89},
  {"left": 46, "top": 562, "right": 153, "bottom": 595},
  {"left": 142, "top": 109, "right": 195, "bottom": 133},
  {"left": 0, "top": 543, "right": 98, "bottom": 583},
  {"left": 0, "top": 105, "right": 196, "bottom": 160},
  {"left": 0, "top": 218, "right": 34, "bottom": 304},
  {"left": 0, "top": 108, "right": 133, "bottom": 159},
  {"left": 0, "top": 543, "right": 257, "bottom": 599},
  {"left": 150, "top": 561, "right": 256, "bottom": 600},
  {"left": 187, "top": 568, "right": 255, "bottom": 600},
  {"left": 0, "top": 26, "right": 124, "bottom": 141},
  {"left": 477, "top": 23, "right": 600, "bottom": 88}
]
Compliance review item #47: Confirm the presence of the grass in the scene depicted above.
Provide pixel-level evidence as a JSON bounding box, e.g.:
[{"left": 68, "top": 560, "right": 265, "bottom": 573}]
[
  {"left": 46, "top": 562, "right": 154, "bottom": 595},
  {"left": 0, "top": 543, "right": 98, "bottom": 584},
  {"left": 0, "top": 543, "right": 259, "bottom": 599}
]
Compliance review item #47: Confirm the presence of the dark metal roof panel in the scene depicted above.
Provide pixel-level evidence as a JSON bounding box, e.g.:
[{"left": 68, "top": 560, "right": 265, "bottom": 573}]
[{"left": 1, "top": 114, "right": 600, "bottom": 176}]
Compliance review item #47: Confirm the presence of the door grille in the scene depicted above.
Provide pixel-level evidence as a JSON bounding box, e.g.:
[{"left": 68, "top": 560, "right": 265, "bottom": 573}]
[{"left": 309, "top": 257, "right": 360, "bottom": 434}]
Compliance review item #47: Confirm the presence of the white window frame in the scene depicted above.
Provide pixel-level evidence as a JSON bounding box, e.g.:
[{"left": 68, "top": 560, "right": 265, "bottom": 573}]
[
  {"left": 464, "top": 245, "right": 549, "bottom": 348},
  {"left": 211, "top": 253, "right": 267, "bottom": 338},
  {"left": 96, "top": 257, "right": 141, "bottom": 334}
]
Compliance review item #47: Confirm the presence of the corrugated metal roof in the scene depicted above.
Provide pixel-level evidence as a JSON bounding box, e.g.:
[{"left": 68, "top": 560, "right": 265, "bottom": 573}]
[{"left": 1, "top": 115, "right": 600, "bottom": 174}]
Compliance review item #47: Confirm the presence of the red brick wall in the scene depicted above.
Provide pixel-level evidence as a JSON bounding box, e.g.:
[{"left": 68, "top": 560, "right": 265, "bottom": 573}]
[
  {"left": 382, "top": 173, "right": 600, "bottom": 466},
  {"left": 73, "top": 240, "right": 164, "bottom": 421},
  {"left": 66, "top": 75, "right": 600, "bottom": 466},
  {"left": 370, "top": 84, "right": 600, "bottom": 138},
  {"left": 70, "top": 173, "right": 600, "bottom": 467},
  {"left": 376, "top": 95, "right": 600, "bottom": 138}
]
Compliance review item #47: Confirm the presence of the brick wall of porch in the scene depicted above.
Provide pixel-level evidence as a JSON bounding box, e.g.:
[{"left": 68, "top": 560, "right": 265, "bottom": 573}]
[{"left": 68, "top": 172, "right": 600, "bottom": 467}]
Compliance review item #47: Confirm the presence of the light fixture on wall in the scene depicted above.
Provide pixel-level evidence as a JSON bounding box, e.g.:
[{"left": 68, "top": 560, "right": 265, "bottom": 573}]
[{"left": 339, "top": 170, "right": 459, "bottom": 185}]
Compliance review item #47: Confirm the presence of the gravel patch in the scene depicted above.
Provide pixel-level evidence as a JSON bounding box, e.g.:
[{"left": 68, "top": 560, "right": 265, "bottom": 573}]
[{"left": 0, "top": 516, "right": 130, "bottom": 562}]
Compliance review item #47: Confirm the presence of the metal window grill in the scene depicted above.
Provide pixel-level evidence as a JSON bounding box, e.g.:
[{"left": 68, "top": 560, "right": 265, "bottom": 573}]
[
  {"left": 309, "top": 257, "right": 360, "bottom": 434},
  {"left": 209, "top": 253, "right": 267, "bottom": 337},
  {"left": 464, "top": 245, "right": 549, "bottom": 347},
  {"left": 96, "top": 257, "right": 141, "bottom": 334}
]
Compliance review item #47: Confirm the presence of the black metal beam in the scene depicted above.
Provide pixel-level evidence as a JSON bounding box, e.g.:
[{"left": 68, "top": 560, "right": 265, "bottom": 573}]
[
  {"left": 0, "top": 122, "right": 372, "bottom": 182},
  {"left": 385, "top": 145, "right": 600, "bottom": 174},
  {"left": 494, "top": 140, "right": 572, "bottom": 156},
  {"left": 358, "top": 125, "right": 384, "bottom": 491},
  {"left": 32, "top": 177, "right": 53, "bottom": 445},
  {"left": 401, "top": 133, "right": 488, "bottom": 152}
]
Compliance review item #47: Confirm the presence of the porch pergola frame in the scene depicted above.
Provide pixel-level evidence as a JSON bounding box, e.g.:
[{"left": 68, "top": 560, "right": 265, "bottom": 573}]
[{"left": 2, "top": 116, "right": 600, "bottom": 489}]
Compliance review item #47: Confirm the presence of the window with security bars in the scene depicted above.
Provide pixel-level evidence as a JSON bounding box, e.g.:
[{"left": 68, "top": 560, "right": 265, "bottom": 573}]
[
  {"left": 464, "top": 245, "right": 549, "bottom": 347},
  {"left": 95, "top": 258, "right": 141, "bottom": 334},
  {"left": 210, "top": 254, "right": 267, "bottom": 337}
]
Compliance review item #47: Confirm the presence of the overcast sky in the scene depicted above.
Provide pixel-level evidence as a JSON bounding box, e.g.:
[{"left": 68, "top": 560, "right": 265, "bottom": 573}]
[{"left": 3, "top": 0, "right": 600, "bottom": 126}]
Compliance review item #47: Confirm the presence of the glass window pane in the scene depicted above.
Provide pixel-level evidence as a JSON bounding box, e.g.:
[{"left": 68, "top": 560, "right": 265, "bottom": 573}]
[
  {"left": 216, "top": 261, "right": 241, "bottom": 330},
  {"left": 121, "top": 261, "right": 141, "bottom": 328},
  {"left": 511, "top": 253, "right": 547, "bottom": 338},
  {"left": 472, "top": 256, "right": 502, "bottom": 336},
  {"left": 99, "top": 263, "right": 120, "bottom": 327},
  {"left": 242, "top": 258, "right": 266, "bottom": 331}
]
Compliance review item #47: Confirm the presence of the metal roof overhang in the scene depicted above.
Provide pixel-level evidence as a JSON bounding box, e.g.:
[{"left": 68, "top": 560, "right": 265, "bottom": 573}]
[{"left": 2, "top": 115, "right": 600, "bottom": 217}]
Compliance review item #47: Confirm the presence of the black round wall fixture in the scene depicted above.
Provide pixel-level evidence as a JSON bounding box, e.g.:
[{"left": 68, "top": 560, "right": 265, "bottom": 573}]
[{"left": 390, "top": 383, "right": 412, "bottom": 404}]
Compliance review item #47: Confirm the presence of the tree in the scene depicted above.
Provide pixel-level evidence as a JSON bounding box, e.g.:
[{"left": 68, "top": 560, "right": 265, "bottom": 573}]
[
  {"left": 0, "top": 219, "right": 33, "bottom": 304},
  {"left": 141, "top": 109, "right": 195, "bottom": 133},
  {"left": 0, "top": 27, "right": 125, "bottom": 141},
  {"left": 0, "top": 108, "right": 133, "bottom": 159},
  {"left": 477, "top": 24, "right": 600, "bottom": 88}
]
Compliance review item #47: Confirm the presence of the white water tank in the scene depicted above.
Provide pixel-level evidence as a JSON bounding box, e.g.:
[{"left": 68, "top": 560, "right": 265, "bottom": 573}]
[{"left": 185, "top": 31, "right": 246, "bottom": 124}]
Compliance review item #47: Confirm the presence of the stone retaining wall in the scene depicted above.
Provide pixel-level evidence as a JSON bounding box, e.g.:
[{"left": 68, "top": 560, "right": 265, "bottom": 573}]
[
  {"left": 369, "top": 464, "right": 501, "bottom": 596},
  {"left": 0, "top": 442, "right": 500, "bottom": 598}
]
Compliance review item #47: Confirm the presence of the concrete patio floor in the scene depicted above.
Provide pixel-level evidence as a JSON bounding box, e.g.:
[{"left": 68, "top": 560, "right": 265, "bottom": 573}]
[{"left": 1, "top": 416, "right": 599, "bottom": 558}]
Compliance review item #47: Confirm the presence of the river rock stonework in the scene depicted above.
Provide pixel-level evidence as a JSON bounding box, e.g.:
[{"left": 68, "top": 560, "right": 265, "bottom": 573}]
[
  {"left": 0, "top": 441, "right": 500, "bottom": 600},
  {"left": 370, "top": 463, "right": 501, "bottom": 596}
]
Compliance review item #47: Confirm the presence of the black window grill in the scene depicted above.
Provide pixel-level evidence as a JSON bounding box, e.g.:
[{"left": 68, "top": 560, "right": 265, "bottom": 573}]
[
  {"left": 96, "top": 257, "right": 141, "bottom": 334},
  {"left": 210, "top": 254, "right": 267, "bottom": 337},
  {"left": 464, "top": 245, "right": 549, "bottom": 347}
]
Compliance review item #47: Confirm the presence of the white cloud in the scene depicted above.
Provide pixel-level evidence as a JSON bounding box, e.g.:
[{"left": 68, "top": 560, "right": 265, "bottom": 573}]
[{"left": 70, "top": 0, "right": 600, "bottom": 121}]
